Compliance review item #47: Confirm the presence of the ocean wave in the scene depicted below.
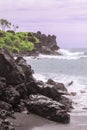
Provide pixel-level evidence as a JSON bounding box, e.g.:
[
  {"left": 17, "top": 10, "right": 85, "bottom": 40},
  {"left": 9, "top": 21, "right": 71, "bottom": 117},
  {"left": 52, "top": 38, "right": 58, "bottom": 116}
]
[
  {"left": 33, "top": 72, "right": 87, "bottom": 113},
  {"left": 33, "top": 72, "right": 87, "bottom": 92},
  {"left": 37, "top": 49, "right": 87, "bottom": 60}
]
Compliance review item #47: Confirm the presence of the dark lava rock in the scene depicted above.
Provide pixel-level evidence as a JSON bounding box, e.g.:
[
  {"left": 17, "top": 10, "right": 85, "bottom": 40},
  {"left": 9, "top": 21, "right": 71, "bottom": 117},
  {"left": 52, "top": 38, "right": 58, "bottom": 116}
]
[
  {"left": 15, "top": 56, "right": 34, "bottom": 82},
  {"left": 41, "top": 85, "right": 62, "bottom": 101},
  {"left": 0, "top": 77, "right": 7, "bottom": 99},
  {"left": 26, "top": 94, "right": 70, "bottom": 123},
  {"left": 59, "top": 96, "right": 73, "bottom": 111},
  {"left": 0, "top": 47, "right": 71, "bottom": 126},
  {"left": 0, "top": 119, "right": 15, "bottom": 130},
  {"left": 4, "top": 86, "right": 20, "bottom": 108},
  {"left": 0, "top": 47, "right": 25, "bottom": 85},
  {"left": 47, "top": 79, "right": 67, "bottom": 92},
  {"left": 33, "top": 32, "right": 60, "bottom": 55},
  {"left": 0, "top": 101, "right": 12, "bottom": 111},
  {"left": 26, "top": 81, "right": 42, "bottom": 95},
  {"left": 15, "top": 83, "right": 28, "bottom": 99}
]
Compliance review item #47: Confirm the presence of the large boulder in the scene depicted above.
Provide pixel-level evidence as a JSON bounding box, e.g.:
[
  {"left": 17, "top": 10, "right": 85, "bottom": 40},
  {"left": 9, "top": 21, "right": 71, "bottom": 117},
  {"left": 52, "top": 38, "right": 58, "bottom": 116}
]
[
  {"left": 0, "top": 47, "right": 25, "bottom": 85},
  {"left": 59, "top": 96, "right": 73, "bottom": 111},
  {"left": 40, "top": 82, "right": 67, "bottom": 102},
  {"left": 41, "top": 85, "right": 62, "bottom": 101},
  {"left": 26, "top": 94, "right": 70, "bottom": 123},
  {"left": 47, "top": 79, "right": 67, "bottom": 92},
  {"left": 15, "top": 56, "right": 34, "bottom": 82}
]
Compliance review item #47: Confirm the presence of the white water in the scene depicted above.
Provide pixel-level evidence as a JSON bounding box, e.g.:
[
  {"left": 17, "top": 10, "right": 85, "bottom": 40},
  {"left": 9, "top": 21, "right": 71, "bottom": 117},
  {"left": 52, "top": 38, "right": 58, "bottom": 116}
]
[
  {"left": 25, "top": 48, "right": 87, "bottom": 115},
  {"left": 33, "top": 72, "right": 87, "bottom": 114},
  {"left": 37, "top": 49, "right": 87, "bottom": 60}
]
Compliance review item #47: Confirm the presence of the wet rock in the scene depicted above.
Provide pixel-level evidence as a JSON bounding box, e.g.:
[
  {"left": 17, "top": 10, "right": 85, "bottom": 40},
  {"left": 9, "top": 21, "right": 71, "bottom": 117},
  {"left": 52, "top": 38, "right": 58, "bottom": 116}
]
[
  {"left": 41, "top": 85, "right": 62, "bottom": 101},
  {"left": 69, "top": 92, "right": 77, "bottom": 96},
  {"left": 40, "top": 81, "right": 67, "bottom": 102},
  {"left": 68, "top": 81, "right": 73, "bottom": 86},
  {"left": 26, "top": 81, "right": 42, "bottom": 95},
  {"left": 59, "top": 96, "right": 73, "bottom": 111},
  {"left": 82, "top": 107, "right": 87, "bottom": 110},
  {"left": 80, "top": 90, "right": 86, "bottom": 93},
  {"left": 47, "top": 79, "right": 67, "bottom": 92},
  {"left": 26, "top": 94, "right": 70, "bottom": 123}
]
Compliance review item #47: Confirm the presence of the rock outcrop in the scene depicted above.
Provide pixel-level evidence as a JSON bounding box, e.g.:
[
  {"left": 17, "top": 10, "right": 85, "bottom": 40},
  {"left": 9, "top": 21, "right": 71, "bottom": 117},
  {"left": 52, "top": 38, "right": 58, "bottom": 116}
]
[
  {"left": 0, "top": 47, "right": 72, "bottom": 129},
  {"left": 26, "top": 95, "right": 70, "bottom": 123},
  {"left": 33, "top": 31, "right": 60, "bottom": 55}
]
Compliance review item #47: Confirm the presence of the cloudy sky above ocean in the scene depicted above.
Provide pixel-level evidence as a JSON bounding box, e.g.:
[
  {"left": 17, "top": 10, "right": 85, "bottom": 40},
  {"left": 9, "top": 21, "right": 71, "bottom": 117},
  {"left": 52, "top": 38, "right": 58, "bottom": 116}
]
[{"left": 0, "top": 0, "right": 87, "bottom": 48}]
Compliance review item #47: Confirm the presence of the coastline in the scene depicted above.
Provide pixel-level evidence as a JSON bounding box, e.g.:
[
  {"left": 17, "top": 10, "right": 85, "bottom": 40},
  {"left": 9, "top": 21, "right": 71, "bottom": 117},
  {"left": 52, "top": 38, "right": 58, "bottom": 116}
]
[{"left": 9, "top": 112, "right": 87, "bottom": 130}]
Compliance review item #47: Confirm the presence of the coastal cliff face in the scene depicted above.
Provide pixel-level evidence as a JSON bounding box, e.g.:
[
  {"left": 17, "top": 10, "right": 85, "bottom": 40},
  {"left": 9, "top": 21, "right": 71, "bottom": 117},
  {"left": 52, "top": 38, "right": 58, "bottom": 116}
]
[
  {"left": 0, "top": 30, "right": 60, "bottom": 56},
  {"left": 0, "top": 48, "right": 72, "bottom": 129},
  {"left": 33, "top": 31, "right": 60, "bottom": 55}
]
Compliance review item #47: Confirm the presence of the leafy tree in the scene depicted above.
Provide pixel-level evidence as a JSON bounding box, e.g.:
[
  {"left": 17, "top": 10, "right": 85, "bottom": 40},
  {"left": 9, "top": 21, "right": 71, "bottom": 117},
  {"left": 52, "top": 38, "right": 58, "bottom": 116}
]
[{"left": 0, "top": 19, "right": 11, "bottom": 31}]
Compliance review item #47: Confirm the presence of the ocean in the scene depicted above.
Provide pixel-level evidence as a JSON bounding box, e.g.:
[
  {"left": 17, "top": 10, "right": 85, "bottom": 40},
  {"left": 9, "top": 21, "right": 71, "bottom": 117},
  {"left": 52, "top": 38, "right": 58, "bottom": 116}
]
[{"left": 24, "top": 48, "right": 87, "bottom": 115}]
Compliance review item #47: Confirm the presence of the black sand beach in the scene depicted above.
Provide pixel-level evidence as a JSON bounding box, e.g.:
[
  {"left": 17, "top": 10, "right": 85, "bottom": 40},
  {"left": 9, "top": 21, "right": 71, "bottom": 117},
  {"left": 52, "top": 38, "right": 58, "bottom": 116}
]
[{"left": 8, "top": 113, "right": 87, "bottom": 130}]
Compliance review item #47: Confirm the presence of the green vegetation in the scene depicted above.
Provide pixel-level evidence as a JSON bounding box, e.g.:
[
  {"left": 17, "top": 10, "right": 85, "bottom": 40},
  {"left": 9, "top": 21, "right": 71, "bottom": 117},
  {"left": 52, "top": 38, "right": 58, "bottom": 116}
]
[{"left": 0, "top": 30, "right": 40, "bottom": 53}]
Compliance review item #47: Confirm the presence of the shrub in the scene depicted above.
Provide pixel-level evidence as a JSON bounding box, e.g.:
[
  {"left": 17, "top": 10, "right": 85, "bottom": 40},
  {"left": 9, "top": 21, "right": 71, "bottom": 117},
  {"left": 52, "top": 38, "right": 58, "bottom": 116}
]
[
  {"left": 0, "top": 39, "right": 5, "bottom": 48},
  {"left": 20, "top": 41, "right": 34, "bottom": 51},
  {"left": 4, "top": 36, "right": 13, "bottom": 46}
]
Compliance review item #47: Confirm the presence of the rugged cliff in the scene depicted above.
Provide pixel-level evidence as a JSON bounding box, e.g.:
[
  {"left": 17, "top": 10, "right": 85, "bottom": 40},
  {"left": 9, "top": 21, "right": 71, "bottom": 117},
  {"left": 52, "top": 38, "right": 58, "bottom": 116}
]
[
  {"left": 33, "top": 31, "right": 60, "bottom": 55},
  {"left": 0, "top": 30, "right": 60, "bottom": 56}
]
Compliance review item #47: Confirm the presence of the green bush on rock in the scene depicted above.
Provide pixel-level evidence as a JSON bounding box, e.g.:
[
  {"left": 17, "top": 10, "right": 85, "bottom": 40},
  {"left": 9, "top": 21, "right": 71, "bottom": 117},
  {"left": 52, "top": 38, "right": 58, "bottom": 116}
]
[{"left": 0, "top": 30, "right": 39, "bottom": 53}]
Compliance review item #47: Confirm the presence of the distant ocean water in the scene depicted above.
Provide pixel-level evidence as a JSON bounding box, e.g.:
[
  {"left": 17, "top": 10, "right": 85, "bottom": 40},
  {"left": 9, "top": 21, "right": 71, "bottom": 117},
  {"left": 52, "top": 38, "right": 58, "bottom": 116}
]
[{"left": 24, "top": 48, "right": 87, "bottom": 115}]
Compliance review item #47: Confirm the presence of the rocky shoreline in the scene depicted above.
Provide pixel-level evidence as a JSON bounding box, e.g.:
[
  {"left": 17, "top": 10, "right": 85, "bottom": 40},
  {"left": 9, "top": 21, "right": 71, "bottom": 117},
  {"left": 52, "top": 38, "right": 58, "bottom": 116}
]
[
  {"left": 0, "top": 47, "right": 72, "bottom": 130},
  {"left": 13, "top": 31, "right": 61, "bottom": 57}
]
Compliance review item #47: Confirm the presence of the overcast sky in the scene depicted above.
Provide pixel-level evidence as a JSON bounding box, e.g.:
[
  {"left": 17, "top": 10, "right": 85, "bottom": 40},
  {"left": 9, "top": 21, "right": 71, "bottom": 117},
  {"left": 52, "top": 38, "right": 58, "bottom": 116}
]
[{"left": 0, "top": 0, "right": 87, "bottom": 48}]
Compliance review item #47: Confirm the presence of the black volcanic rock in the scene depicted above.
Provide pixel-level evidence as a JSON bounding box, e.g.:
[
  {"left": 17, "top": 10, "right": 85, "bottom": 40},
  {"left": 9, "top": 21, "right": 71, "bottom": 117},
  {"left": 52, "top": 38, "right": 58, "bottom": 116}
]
[
  {"left": 15, "top": 56, "right": 34, "bottom": 82},
  {"left": 0, "top": 47, "right": 25, "bottom": 85},
  {"left": 47, "top": 79, "right": 67, "bottom": 92},
  {"left": 26, "top": 94, "right": 70, "bottom": 123},
  {"left": 4, "top": 86, "right": 20, "bottom": 108},
  {"left": 33, "top": 32, "right": 60, "bottom": 55},
  {"left": 0, "top": 47, "right": 71, "bottom": 127}
]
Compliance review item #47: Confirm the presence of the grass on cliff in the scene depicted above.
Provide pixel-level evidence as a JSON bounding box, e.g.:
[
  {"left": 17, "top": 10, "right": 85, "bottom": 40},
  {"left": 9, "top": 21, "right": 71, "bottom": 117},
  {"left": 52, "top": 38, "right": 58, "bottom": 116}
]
[{"left": 0, "top": 30, "right": 39, "bottom": 53}]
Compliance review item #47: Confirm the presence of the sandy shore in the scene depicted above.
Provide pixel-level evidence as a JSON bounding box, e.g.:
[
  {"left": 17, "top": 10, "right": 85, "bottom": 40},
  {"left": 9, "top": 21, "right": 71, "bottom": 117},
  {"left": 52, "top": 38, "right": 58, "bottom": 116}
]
[{"left": 8, "top": 113, "right": 87, "bottom": 130}]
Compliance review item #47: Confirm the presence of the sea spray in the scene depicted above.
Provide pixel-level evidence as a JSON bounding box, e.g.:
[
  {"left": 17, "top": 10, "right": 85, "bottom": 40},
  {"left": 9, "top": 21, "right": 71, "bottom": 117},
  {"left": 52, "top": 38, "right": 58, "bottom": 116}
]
[{"left": 25, "top": 48, "right": 87, "bottom": 114}]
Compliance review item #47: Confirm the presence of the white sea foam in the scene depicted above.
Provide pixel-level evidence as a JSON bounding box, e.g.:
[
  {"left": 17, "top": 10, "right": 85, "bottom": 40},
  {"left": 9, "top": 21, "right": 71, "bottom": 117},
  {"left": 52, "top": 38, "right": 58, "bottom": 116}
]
[
  {"left": 37, "top": 49, "right": 87, "bottom": 60},
  {"left": 25, "top": 48, "right": 87, "bottom": 114},
  {"left": 33, "top": 72, "right": 87, "bottom": 92},
  {"left": 58, "top": 49, "right": 84, "bottom": 57},
  {"left": 33, "top": 72, "right": 87, "bottom": 113}
]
